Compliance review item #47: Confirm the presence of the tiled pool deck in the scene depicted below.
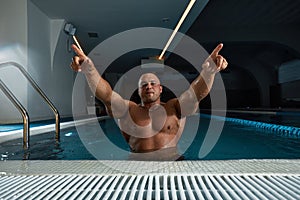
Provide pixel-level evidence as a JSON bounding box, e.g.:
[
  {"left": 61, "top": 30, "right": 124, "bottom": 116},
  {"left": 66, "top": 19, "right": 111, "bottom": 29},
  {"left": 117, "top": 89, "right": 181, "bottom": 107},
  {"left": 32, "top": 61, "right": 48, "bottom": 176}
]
[{"left": 0, "top": 159, "right": 300, "bottom": 175}]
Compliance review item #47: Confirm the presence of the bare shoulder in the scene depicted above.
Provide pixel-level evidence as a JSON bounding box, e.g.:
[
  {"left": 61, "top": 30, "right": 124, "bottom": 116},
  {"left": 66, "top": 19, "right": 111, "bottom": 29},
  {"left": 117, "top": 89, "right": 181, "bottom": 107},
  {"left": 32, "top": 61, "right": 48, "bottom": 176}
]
[
  {"left": 128, "top": 100, "right": 138, "bottom": 107},
  {"left": 165, "top": 98, "right": 178, "bottom": 107},
  {"left": 113, "top": 100, "right": 138, "bottom": 119},
  {"left": 165, "top": 98, "right": 181, "bottom": 116},
  {"left": 121, "top": 100, "right": 138, "bottom": 113}
]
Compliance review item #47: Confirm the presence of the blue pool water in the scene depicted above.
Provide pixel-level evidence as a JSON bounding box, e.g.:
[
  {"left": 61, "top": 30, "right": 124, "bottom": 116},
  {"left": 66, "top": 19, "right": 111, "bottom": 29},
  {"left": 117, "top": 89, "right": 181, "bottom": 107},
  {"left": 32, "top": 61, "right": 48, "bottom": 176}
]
[
  {"left": 0, "top": 118, "right": 73, "bottom": 132},
  {"left": 0, "top": 114, "right": 300, "bottom": 160}
]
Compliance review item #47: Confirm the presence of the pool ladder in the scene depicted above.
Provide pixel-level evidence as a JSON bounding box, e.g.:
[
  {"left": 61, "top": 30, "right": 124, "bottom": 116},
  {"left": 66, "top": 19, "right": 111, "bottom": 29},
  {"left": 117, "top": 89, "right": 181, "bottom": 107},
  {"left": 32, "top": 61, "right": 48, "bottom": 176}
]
[{"left": 0, "top": 61, "right": 60, "bottom": 149}]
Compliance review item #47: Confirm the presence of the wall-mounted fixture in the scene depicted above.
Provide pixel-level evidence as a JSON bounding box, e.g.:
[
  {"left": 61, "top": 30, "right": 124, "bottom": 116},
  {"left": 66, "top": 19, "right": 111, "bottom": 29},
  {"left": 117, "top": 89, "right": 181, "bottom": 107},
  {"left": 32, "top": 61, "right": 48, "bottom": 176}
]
[{"left": 64, "top": 23, "right": 84, "bottom": 53}]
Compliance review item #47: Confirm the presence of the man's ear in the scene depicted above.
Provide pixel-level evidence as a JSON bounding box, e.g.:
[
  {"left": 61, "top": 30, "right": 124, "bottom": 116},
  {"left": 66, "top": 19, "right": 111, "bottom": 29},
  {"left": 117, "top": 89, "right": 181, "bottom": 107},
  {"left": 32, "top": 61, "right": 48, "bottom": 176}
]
[
  {"left": 159, "top": 85, "right": 163, "bottom": 93},
  {"left": 138, "top": 88, "right": 142, "bottom": 97}
]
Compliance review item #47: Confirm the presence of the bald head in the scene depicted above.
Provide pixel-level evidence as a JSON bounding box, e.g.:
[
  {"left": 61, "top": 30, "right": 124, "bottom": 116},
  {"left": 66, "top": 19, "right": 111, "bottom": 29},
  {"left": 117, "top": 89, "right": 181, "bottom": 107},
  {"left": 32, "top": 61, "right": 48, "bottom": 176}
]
[
  {"left": 138, "top": 73, "right": 160, "bottom": 88},
  {"left": 138, "top": 73, "right": 162, "bottom": 104}
]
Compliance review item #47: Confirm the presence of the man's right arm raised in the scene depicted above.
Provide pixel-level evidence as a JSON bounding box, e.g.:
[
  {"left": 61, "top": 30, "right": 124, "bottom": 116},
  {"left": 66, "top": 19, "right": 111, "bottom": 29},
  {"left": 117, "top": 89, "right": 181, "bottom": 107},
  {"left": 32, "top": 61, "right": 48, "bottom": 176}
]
[{"left": 70, "top": 44, "right": 129, "bottom": 118}]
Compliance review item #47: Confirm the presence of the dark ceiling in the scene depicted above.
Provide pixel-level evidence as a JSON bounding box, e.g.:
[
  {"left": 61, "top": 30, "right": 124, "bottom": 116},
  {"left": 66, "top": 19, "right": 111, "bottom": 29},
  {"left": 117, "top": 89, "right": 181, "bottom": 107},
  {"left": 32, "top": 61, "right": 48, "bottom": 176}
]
[{"left": 31, "top": 0, "right": 300, "bottom": 74}]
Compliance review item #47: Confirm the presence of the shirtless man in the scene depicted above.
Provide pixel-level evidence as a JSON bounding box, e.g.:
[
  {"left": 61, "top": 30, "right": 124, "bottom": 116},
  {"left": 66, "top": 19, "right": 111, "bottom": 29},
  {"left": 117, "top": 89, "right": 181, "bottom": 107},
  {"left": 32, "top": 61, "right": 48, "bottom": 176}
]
[{"left": 70, "top": 43, "right": 228, "bottom": 160}]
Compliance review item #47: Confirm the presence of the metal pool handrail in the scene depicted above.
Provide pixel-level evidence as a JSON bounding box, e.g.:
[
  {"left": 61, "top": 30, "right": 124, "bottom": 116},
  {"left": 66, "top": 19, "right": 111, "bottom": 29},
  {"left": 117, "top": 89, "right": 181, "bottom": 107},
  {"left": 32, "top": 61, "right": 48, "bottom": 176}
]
[
  {"left": 0, "top": 80, "right": 30, "bottom": 149},
  {"left": 0, "top": 61, "right": 60, "bottom": 148}
]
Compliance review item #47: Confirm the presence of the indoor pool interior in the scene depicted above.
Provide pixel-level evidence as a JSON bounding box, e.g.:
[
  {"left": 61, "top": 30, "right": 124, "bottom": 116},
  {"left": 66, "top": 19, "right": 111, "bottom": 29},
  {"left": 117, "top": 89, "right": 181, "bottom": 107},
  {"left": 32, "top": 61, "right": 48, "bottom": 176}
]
[
  {"left": 2, "top": 0, "right": 300, "bottom": 199},
  {"left": 1, "top": 112, "right": 300, "bottom": 161},
  {"left": 1, "top": 112, "right": 300, "bottom": 199}
]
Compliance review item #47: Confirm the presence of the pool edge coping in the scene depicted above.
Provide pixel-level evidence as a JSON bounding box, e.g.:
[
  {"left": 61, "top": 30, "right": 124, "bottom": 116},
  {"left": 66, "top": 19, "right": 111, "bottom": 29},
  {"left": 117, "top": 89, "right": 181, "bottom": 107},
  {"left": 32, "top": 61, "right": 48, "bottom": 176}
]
[{"left": 0, "top": 159, "right": 299, "bottom": 176}]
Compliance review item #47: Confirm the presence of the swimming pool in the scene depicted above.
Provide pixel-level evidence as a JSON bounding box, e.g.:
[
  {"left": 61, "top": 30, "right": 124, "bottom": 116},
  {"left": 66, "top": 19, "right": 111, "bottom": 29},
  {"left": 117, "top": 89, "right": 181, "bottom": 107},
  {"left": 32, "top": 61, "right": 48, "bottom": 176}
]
[{"left": 1, "top": 113, "right": 300, "bottom": 161}]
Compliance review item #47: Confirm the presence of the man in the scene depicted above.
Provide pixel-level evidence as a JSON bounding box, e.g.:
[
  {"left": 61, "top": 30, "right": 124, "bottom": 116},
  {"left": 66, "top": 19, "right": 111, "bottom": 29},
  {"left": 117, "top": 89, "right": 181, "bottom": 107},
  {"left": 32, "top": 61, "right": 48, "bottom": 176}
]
[{"left": 70, "top": 43, "right": 228, "bottom": 160}]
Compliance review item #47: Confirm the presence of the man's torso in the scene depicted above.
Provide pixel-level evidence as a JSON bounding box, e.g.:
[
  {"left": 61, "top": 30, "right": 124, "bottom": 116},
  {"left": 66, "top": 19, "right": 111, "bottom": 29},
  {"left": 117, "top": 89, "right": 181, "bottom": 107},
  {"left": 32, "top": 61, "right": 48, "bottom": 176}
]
[{"left": 118, "top": 102, "right": 186, "bottom": 152}]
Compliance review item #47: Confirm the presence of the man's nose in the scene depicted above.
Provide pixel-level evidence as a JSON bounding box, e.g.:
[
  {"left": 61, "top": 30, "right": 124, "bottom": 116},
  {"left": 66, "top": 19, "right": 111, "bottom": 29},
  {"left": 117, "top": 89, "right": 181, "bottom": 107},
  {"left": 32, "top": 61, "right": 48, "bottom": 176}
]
[{"left": 146, "top": 82, "right": 153, "bottom": 89}]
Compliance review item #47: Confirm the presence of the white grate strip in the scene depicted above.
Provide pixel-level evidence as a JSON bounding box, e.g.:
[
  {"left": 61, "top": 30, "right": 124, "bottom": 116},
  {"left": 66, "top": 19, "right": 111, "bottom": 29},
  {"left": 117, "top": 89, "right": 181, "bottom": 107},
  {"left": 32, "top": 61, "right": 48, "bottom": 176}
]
[
  {"left": 222, "top": 175, "right": 250, "bottom": 200},
  {"left": 190, "top": 175, "right": 205, "bottom": 199},
  {"left": 163, "top": 175, "right": 169, "bottom": 200},
  {"left": 146, "top": 175, "right": 153, "bottom": 200},
  {"left": 0, "top": 174, "right": 300, "bottom": 199},
  {"left": 288, "top": 176, "right": 300, "bottom": 185},
  {"left": 229, "top": 175, "right": 265, "bottom": 200},
  {"left": 111, "top": 176, "right": 128, "bottom": 200},
  {"left": 183, "top": 175, "right": 196, "bottom": 200},
  {"left": 121, "top": 175, "right": 135, "bottom": 200},
  {"left": 154, "top": 175, "right": 160, "bottom": 200},
  {"left": 266, "top": 176, "right": 300, "bottom": 199},
  {"left": 138, "top": 175, "right": 148, "bottom": 200},
  {"left": 95, "top": 175, "right": 115, "bottom": 199},
  {"left": 272, "top": 175, "right": 300, "bottom": 195},
  {"left": 169, "top": 175, "right": 177, "bottom": 200},
  {"left": 15, "top": 175, "right": 58, "bottom": 200},
  {"left": 82, "top": 176, "right": 104, "bottom": 200},
  {"left": 103, "top": 175, "right": 121, "bottom": 200},
  {"left": 210, "top": 175, "right": 235, "bottom": 199},
  {"left": 244, "top": 175, "right": 282, "bottom": 199},
  {"left": 197, "top": 175, "right": 214, "bottom": 200},
  {"left": 204, "top": 175, "right": 223, "bottom": 200},
  {"left": 59, "top": 175, "right": 90, "bottom": 200},
  {"left": 1, "top": 176, "right": 40, "bottom": 199},
  {"left": 129, "top": 175, "right": 142, "bottom": 200},
  {"left": 66, "top": 175, "right": 98, "bottom": 200},
  {"left": 177, "top": 175, "right": 186, "bottom": 200},
  {"left": 252, "top": 175, "right": 295, "bottom": 199}
]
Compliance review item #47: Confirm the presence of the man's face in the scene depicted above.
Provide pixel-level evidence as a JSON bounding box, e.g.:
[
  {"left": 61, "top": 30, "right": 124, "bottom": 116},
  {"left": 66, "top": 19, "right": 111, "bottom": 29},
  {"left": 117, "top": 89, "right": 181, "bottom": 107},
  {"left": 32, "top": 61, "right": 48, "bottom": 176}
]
[{"left": 138, "top": 73, "right": 162, "bottom": 104}]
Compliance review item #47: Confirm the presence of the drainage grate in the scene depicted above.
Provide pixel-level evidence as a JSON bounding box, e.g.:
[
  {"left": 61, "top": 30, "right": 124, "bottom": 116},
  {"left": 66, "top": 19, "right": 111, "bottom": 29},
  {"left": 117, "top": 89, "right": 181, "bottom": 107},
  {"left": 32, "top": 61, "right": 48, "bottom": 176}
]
[{"left": 0, "top": 174, "right": 299, "bottom": 199}]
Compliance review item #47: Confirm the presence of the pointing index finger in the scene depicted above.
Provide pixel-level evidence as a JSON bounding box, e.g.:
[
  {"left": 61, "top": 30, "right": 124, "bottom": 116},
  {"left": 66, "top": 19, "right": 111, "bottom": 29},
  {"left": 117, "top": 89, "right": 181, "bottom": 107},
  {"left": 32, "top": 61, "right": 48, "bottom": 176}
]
[
  {"left": 71, "top": 44, "right": 86, "bottom": 57},
  {"left": 210, "top": 43, "right": 223, "bottom": 58}
]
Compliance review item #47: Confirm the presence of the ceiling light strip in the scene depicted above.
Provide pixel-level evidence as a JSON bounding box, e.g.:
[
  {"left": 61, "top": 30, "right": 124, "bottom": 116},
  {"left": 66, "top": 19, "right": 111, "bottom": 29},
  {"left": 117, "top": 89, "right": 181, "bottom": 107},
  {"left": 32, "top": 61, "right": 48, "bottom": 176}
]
[
  {"left": 72, "top": 35, "right": 84, "bottom": 52},
  {"left": 158, "top": 0, "right": 196, "bottom": 60}
]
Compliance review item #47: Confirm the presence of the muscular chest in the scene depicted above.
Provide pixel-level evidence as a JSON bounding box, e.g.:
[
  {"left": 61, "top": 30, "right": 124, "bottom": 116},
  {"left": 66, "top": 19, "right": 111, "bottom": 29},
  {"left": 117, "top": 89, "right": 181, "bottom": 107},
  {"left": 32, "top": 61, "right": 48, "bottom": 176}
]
[
  {"left": 120, "top": 105, "right": 180, "bottom": 136},
  {"left": 135, "top": 106, "right": 179, "bottom": 130}
]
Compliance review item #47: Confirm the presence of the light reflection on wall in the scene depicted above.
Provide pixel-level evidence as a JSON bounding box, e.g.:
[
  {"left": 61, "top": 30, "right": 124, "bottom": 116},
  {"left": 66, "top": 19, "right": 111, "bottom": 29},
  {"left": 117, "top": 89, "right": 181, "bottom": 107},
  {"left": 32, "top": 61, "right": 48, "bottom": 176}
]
[{"left": 0, "top": 44, "right": 28, "bottom": 123}]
